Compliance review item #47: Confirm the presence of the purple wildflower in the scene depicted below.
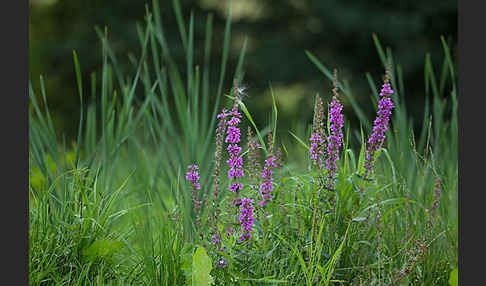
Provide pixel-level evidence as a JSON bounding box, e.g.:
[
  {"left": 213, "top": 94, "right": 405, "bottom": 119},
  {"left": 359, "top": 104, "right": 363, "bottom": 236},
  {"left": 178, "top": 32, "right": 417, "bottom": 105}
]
[
  {"left": 211, "top": 234, "right": 220, "bottom": 245},
  {"left": 225, "top": 108, "right": 245, "bottom": 193},
  {"left": 225, "top": 227, "right": 234, "bottom": 238},
  {"left": 310, "top": 133, "right": 324, "bottom": 167},
  {"left": 185, "top": 165, "right": 202, "bottom": 210},
  {"left": 363, "top": 67, "right": 394, "bottom": 178},
  {"left": 211, "top": 233, "right": 225, "bottom": 252},
  {"left": 259, "top": 157, "right": 277, "bottom": 206},
  {"left": 215, "top": 259, "right": 227, "bottom": 267},
  {"left": 238, "top": 198, "right": 255, "bottom": 242},
  {"left": 325, "top": 71, "right": 344, "bottom": 188}
]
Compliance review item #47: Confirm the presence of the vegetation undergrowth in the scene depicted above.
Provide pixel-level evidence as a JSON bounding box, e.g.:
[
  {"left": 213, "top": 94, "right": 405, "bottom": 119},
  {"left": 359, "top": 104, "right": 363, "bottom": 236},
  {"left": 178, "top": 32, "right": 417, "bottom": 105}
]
[{"left": 29, "top": 0, "right": 457, "bottom": 285}]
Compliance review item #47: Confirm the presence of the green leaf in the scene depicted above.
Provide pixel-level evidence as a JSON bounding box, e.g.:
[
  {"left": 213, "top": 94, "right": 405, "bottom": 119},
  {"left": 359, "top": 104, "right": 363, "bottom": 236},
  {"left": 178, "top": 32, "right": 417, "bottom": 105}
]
[
  {"left": 448, "top": 268, "right": 458, "bottom": 286},
  {"left": 192, "top": 246, "right": 212, "bottom": 286},
  {"left": 72, "top": 50, "right": 84, "bottom": 168},
  {"left": 289, "top": 131, "right": 310, "bottom": 150},
  {"left": 239, "top": 100, "right": 267, "bottom": 153},
  {"left": 372, "top": 33, "right": 387, "bottom": 69},
  {"left": 357, "top": 125, "right": 366, "bottom": 175}
]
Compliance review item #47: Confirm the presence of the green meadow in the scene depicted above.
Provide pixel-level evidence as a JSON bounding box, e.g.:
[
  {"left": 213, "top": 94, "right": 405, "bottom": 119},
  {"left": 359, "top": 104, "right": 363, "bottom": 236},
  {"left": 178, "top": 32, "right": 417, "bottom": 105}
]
[{"left": 29, "top": 1, "right": 457, "bottom": 285}]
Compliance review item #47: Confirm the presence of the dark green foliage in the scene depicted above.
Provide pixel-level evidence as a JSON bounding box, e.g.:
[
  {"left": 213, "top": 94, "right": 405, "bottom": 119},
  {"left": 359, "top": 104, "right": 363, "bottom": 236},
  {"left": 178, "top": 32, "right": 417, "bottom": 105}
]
[{"left": 30, "top": 0, "right": 456, "bottom": 139}]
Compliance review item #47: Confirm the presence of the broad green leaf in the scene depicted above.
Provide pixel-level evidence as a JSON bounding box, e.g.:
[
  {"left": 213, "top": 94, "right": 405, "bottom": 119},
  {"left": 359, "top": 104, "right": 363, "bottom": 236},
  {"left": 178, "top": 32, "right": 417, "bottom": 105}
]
[
  {"left": 192, "top": 246, "right": 212, "bottom": 286},
  {"left": 448, "top": 268, "right": 458, "bottom": 286}
]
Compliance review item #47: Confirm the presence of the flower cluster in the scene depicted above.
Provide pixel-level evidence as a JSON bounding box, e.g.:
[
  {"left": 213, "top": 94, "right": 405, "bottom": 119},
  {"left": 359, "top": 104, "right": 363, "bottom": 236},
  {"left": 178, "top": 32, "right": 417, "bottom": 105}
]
[
  {"left": 225, "top": 108, "right": 244, "bottom": 194},
  {"left": 259, "top": 156, "right": 277, "bottom": 206},
  {"left": 211, "top": 233, "right": 224, "bottom": 252},
  {"left": 310, "top": 134, "right": 324, "bottom": 166},
  {"left": 325, "top": 75, "right": 344, "bottom": 188},
  {"left": 185, "top": 165, "right": 202, "bottom": 210},
  {"left": 238, "top": 198, "right": 255, "bottom": 242},
  {"left": 363, "top": 72, "right": 394, "bottom": 178},
  {"left": 215, "top": 259, "right": 228, "bottom": 267}
]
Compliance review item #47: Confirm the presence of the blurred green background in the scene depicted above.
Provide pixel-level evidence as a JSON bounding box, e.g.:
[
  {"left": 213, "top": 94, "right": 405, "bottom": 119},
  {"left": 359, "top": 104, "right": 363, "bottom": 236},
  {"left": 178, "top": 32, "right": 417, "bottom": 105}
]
[{"left": 29, "top": 0, "right": 457, "bottom": 140}]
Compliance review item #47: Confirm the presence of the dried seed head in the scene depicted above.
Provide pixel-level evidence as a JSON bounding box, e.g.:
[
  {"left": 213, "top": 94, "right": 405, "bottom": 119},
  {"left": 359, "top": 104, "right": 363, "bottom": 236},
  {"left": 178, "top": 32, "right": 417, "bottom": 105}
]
[
  {"left": 332, "top": 68, "right": 339, "bottom": 99},
  {"left": 310, "top": 95, "right": 327, "bottom": 169},
  {"left": 247, "top": 127, "right": 261, "bottom": 185},
  {"left": 275, "top": 147, "right": 283, "bottom": 167},
  {"left": 385, "top": 61, "right": 392, "bottom": 84},
  {"left": 267, "top": 130, "right": 273, "bottom": 156}
]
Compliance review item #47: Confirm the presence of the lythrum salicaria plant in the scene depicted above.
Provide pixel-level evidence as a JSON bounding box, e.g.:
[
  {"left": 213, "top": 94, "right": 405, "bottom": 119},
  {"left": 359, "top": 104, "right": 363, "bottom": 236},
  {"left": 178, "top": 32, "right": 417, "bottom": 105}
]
[{"left": 362, "top": 63, "right": 395, "bottom": 179}]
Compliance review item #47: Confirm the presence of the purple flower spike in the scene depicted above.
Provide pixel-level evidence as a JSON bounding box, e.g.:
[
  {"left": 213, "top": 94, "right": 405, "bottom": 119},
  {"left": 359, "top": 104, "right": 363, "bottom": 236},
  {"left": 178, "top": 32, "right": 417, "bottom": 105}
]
[
  {"left": 259, "top": 156, "right": 277, "bottom": 206},
  {"left": 310, "top": 133, "right": 324, "bottom": 168},
  {"left": 325, "top": 73, "right": 344, "bottom": 188},
  {"left": 238, "top": 198, "right": 255, "bottom": 242},
  {"left": 363, "top": 68, "right": 395, "bottom": 178},
  {"left": 186, "top": 165, "right": 202, "bottom": 210},
  {"left": 225, "top": 106, "right": 245, "bottom": 192}
]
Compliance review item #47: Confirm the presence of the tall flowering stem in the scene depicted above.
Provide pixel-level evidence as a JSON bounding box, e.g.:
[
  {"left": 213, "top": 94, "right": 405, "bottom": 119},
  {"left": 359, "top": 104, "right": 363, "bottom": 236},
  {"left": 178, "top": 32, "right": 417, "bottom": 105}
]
[
  {"left": 363, "top": 66, "right": 394, "bottom": 179},
  {"left": 206, "top": 109, "right": 229, "bottom": 255},
  {"left": 259, "top": 132, "right": 278, "bottom": 207},
  {"left": 213, "top": 109, "right": 229, "bottom": 204},
  {"left": 238, "top": 198, "right": 255, "bottom": 242},
  {"left": 325, "top": 70, "right": 344, "bottom": 189},
  {"left": 309, "top": 95, "right": 326, "bottom": 169}
]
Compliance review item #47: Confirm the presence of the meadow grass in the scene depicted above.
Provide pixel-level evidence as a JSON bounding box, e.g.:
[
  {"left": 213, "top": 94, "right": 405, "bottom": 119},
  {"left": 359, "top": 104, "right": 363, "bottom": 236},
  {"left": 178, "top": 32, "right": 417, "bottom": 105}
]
[{"left": 29, "top": 1, "right": 457, "bottom": 285}]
